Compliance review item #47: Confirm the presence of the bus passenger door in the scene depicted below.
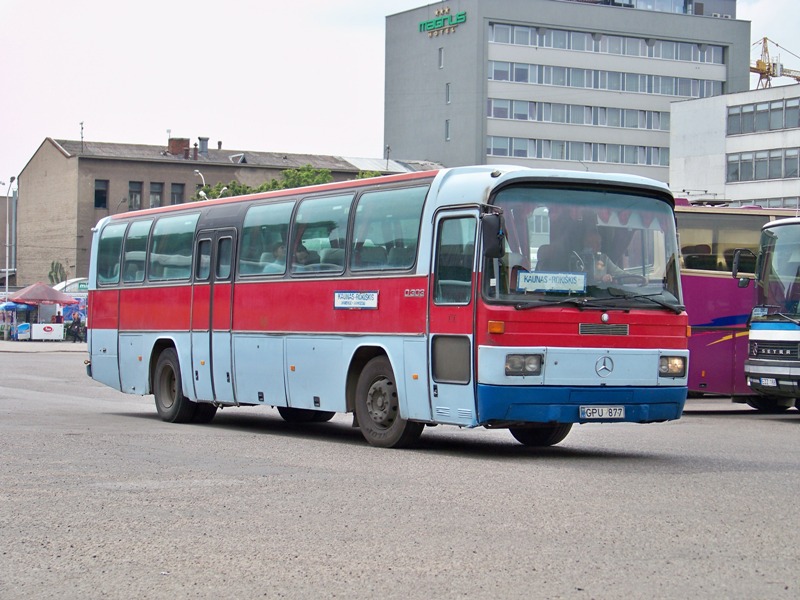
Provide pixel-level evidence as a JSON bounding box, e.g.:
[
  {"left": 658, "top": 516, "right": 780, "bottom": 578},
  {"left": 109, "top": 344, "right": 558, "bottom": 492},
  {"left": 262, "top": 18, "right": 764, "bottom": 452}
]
[
  {"left": 191, "top": 229, "right": 236, "bottom": 404},
  {"left": 427, "top": 211, "right": 478, "bottom": 426}
]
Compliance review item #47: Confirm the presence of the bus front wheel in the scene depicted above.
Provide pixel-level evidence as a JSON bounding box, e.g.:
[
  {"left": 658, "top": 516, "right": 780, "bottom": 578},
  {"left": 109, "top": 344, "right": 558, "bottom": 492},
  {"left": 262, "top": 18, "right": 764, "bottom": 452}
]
[
  {"left": 509, "top": 423, "right": 572, "bottom": 447},
  {"left": 745, "top": 396, "right": 790, "bottom": 413},
  {"left": 154, "top": 348, "right": 197, "bottom": 423},
  {"left": 355, "top": 356, "right": 423, "bottom": 448}
]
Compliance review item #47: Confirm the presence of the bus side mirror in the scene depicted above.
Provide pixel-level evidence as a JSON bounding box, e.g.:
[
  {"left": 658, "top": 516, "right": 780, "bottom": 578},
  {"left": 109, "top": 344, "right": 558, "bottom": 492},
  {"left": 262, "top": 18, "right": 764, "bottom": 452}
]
[
  {"left": 481, "top": 213, "right": 505, "bottom": 259},
  {"left": 731, "top": 247, "right": 755, "bottom": 285}
]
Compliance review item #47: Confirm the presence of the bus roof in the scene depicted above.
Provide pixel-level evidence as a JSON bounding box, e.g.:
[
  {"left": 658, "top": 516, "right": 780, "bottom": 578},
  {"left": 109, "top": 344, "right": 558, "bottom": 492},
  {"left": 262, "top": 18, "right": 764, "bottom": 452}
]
[{"left": 97, "top": 165, "right": 674, "bottom": 228}]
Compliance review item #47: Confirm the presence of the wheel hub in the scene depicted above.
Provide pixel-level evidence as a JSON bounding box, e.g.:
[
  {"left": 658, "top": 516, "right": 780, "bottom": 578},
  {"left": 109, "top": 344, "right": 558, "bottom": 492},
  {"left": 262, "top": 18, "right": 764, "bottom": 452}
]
[{"left": 366, "top": 378, "right": 395, "bottom": 427}]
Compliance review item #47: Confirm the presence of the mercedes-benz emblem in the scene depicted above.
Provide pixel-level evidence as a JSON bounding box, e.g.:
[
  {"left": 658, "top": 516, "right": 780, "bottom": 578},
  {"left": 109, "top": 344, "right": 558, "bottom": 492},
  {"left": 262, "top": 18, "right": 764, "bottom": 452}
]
[{"left": 595, "top": 356, "right": 614, "bottom": 377}]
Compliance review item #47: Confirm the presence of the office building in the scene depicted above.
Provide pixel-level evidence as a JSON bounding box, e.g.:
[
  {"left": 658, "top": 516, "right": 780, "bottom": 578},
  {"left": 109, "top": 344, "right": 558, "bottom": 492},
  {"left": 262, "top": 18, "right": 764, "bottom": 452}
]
[{"left": 385, "top": 0, "right": 750, "bottom": 182}]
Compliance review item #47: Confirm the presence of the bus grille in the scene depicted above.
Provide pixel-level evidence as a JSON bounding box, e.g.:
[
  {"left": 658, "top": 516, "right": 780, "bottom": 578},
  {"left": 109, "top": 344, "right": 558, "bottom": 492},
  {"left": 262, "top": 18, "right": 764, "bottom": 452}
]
[
  {"left": 752, "top": 341, "right": 800, "bottom": 360},
  {"left": 579, "top": 323, "right": 629, "bottom": 336}
]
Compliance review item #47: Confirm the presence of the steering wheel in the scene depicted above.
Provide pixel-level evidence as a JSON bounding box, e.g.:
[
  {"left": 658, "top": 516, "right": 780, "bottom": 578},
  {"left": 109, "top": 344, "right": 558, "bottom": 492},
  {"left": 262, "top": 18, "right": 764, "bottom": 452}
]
[{"left": 613, "top": 274, "right": 647, "bottom": 285}]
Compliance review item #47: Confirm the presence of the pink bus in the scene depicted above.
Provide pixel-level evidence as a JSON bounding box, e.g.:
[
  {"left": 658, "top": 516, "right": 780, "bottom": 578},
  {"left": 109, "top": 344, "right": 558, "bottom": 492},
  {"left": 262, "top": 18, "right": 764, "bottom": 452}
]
[{"left": 676, "top": 203, "right": 795, "bottom": 409}]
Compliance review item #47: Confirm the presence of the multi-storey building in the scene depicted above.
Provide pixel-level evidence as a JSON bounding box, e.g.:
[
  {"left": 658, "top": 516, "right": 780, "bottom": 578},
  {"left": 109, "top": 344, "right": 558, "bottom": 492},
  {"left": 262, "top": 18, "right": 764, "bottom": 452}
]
[
  {"left": 385, "top": 0, "right": 749, "bottom": 182},
  {"left": 671, "top": 84, "right": 800, "bottom": 207},
  {"left": 12, "top": 137, "right": 436, "bottom": 286}
]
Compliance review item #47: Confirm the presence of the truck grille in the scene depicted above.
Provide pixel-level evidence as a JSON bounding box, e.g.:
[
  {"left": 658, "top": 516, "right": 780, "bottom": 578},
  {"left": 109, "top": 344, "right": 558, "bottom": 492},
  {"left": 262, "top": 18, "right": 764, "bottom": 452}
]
[
  {"left": 579, "top": 323, "right": 629, "bottom": 336},
  {"left": 752, "top": 341, "right": 800, "bottom": 360}
]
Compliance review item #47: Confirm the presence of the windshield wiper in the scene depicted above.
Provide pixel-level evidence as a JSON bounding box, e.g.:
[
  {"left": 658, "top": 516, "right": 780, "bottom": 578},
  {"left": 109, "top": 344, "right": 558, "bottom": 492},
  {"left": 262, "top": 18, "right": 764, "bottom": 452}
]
[
  {"left": 606, "top": 287, "right": 684, "bottom": 315},
  {"left": 515, "top": 297, "right": 618, "bottom": 311},
  {"left": 769, "top": 312, "right": 800, "bottom": 325}
]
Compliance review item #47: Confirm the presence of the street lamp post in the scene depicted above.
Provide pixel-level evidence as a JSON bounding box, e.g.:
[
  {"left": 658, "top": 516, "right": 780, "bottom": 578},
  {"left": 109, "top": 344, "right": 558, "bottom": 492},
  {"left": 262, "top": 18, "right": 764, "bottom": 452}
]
[
  {"left": 4, "top": 176, "right": 15, "bottom": 301},
  {"left": 193, "top": 169, "right": 205, "bottom": 187}
]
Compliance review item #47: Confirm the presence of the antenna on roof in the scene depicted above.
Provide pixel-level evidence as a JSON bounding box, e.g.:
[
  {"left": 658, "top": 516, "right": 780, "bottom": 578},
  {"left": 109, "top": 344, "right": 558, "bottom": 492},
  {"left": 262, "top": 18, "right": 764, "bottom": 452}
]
[{"left": 80, "top": 122, "right": 84, "bottom": 152}]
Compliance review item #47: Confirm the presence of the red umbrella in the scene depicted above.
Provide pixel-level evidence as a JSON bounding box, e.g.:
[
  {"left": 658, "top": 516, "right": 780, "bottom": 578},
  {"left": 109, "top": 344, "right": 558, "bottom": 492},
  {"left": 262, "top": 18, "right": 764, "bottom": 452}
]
[{"left": 10, "top": 282, "right": 79, "bottom": 305}]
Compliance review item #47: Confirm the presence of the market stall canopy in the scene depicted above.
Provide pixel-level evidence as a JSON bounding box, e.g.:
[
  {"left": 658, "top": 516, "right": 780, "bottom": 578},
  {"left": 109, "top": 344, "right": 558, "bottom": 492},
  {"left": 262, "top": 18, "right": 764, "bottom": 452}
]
[
  {"left": 0, "top": 301, "right": 34, "bottom": 311},
  {"left": 10, "top": 282, "right": 79, "bottom": 305}
]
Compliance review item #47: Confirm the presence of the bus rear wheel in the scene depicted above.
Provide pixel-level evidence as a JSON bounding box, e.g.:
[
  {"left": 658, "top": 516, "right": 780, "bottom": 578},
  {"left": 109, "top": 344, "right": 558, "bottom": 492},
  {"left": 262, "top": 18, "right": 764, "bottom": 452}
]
[
  {"left": 355, "top": 356, "right": 423, "bottom": 448},
  {"left": 277, "top": 406, "right": 335, "bottom": 423},
  {"left": 509, "top": 423, "right": 573, "bottom": 447},
  {"left": 154, "top": 348, "right": 197, "bottom": 423}
]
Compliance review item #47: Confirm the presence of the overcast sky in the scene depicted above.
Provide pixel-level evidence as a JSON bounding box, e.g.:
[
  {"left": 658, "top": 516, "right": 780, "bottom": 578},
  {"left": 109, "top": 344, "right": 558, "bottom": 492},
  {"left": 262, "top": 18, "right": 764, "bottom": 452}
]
[{"left": 0, "top": 0, "right": 795, "bottom": 184}]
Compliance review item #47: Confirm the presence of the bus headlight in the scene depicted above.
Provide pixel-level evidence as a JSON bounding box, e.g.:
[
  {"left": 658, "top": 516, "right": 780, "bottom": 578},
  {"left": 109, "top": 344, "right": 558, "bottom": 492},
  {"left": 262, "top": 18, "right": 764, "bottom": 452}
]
[
  {"left": 505, "top": 354, "right": 543, "bottom": 376},
  {"left": 659, "top": 356, "right": 686, "bottom": 378}
]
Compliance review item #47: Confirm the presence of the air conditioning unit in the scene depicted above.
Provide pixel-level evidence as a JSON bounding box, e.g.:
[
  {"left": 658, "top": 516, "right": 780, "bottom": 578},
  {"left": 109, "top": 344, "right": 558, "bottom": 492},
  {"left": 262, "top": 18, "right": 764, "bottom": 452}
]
[
  {"left": 712, "top": 12, "right": 720, "bottom": 17},
  {"left": 723, "top": 14, "right": 731, "bottom": 19}
]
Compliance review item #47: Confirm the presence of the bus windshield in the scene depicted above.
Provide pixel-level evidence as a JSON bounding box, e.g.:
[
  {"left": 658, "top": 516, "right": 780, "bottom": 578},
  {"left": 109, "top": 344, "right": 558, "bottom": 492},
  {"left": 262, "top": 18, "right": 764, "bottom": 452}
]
[
  {"left": 754, "top": 225, "right": 800, "bottom": 320},
  {"left": 484, "top": 185, "right": 682, "bottom": 310}
]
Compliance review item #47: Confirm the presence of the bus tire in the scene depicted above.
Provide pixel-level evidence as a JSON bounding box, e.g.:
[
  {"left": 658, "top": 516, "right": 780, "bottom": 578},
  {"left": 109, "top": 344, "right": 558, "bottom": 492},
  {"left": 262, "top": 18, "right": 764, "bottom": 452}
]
[
  {"left": 277, "top": 406, "right": 335, "bottom": 423},
  {"left": 192, "top": 402, "right": 218, "bottom": 424},
  {"left": 745, "top": 396, "right": 790, "bottom": 413},
  {"left": 355, "top": 356, "right": 423, "bottom": 448},
  {"left": 154, "top": 348, "right": 197, "bottom": 423},
  {"left": 509, "top": 423, "right": 572, "bottom": 447}
]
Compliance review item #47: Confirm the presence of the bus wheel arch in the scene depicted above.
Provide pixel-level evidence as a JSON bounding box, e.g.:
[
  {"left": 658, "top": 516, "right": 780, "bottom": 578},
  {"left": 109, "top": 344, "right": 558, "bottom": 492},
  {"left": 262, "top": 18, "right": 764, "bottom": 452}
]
[{"left": 346, "top": 346, "right": 387, "bottom": 415}]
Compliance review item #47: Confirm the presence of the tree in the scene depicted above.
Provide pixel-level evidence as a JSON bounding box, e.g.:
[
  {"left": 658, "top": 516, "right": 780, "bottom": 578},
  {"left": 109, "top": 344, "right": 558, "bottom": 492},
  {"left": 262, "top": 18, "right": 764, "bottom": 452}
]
[
  {"left": 48, "top": 260, "right": 67, "bottom": 285},
  {"left": 191, "top": 165, "right": 334, "bottom": 201},
  {"left": 357, "top": 171, "right": 383, "bottom": 179}
]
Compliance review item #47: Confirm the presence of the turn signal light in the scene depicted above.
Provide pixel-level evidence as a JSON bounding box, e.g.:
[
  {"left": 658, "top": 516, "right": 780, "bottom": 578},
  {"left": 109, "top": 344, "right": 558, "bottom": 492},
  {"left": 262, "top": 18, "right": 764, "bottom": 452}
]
[{"left": 488, "top": 320, "right": 505, "bottom": 334}]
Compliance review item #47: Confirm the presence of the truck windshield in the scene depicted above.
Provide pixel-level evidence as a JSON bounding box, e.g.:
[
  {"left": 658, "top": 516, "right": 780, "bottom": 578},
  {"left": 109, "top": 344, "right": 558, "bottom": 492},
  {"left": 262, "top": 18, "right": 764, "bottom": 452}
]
[
  {"left": 483, "top": 184, "right": 682, "bottom": 311},
  {"left": 753, "top": 225, "right": 800, "bottom": 320}
]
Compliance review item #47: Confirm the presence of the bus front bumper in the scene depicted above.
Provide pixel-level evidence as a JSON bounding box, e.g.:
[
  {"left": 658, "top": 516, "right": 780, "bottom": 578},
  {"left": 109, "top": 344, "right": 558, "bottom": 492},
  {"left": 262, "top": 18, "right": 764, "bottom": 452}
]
[{"left": 476, "top": 384, "right": 686, "bottom": 425}]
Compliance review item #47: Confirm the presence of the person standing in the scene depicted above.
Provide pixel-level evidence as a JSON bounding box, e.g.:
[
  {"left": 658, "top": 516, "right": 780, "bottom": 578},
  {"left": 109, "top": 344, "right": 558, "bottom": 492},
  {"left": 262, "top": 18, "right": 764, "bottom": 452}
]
[{"left": 68, "top": 313, "right": 82, "bottom": 343}]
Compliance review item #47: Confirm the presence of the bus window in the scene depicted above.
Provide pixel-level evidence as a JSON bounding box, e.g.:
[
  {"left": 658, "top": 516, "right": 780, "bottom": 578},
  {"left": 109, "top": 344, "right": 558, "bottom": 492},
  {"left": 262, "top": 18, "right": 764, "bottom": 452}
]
[
  {"left": 96, "top": 222, "right": 126, "bottom": 285},
  {"left": 122, "top": 219, "right": 152, "bottom": 283},
  {"left": 351, "top": 186, "right": 428, "bottom": 271},
  {"left": 677, "top": 212, "right": 768, "bottom": 273},
  {"left": 149, "top": 214, "right": 199, "bottom": 281},
  {"left": 196, "top": 239, "right": 211, "bottom": 281},
  {"left": 239, "top": 202, "right": 293, "bottom": 275},
  {"left": 291, "top": 194, "right": 353, "bottom": 273},
  {"left": 217, "top": 237, "right": 233, "bottom": 280},
  {"left": 434, "top": 217, "right": 477, "bottom": 304}
]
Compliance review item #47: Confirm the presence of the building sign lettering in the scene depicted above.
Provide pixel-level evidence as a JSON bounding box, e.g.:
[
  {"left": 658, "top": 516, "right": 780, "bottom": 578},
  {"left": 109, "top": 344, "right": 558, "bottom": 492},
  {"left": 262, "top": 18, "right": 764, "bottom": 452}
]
[{"left": 419, "top": 7, "right": 466, "bottom": 37}]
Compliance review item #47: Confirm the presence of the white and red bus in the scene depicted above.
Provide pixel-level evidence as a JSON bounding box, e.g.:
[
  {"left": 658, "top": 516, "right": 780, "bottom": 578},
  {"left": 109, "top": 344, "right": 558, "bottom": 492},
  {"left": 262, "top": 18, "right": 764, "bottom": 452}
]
[{"left": 86, "top": 166, "right": 688, "bottom": 448}]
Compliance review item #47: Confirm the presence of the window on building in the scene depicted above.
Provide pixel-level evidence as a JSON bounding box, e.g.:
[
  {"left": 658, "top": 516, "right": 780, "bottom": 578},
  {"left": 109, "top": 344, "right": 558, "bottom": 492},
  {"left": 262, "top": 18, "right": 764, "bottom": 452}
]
[
  {"left": 513, "top": 63, "right": 529, "bottom": 83},
  {"left": 128, "top": 181, "right": 142, "bottom": 211},
  {"left": 769, "top": 150, "right": 784, "bottom": 179},
  {"left": 741, "top": 105, "right": 755, "bottom": 133},
  {"left": 489, "top": 61, "right": 510, "bottom": 81},
  {"left": 438, "top": 47, "right": 444, "bottom": 69},
  {"left": 786, "top": 149, "right": 799, "bottom": 178},
  {"left": 513, "top": 100, "right": 530, "bottom": 120},
  {"left": 754, "top": 103, "right": 770, "bottom": 131},
  {"left": 513, "top": 26, "right": 531, "bottom": 46},
  {"left": 445, "top": 119, "right": 451, "bottom": 141},
  {"left": 769, "top": 101, "right": 784, "bottom": 130},
  {"left": 492, "top": 24, "right": 511, "bottom": 44},
  {"left": 727, "top": 106, "right": 742, "bottom": 135},
  {"left": 754, "top": 151, "right": 769, "bottom": 180},
  {"left": 786, "top": 99, "right": 799, "bottom": 129},
  {"left": 445, "top": 83, "right": 451, "bottom": 104},
  {"left": 149, "top": 182, "right": 163, "bottom": 208},
  {"left": 170, "top": 183, "right": 184, "bottom": 205},
  {"left": 94, "top": 179, "right": 109, "bottom": 209},
  {"left": 739, "top": 153, "right": 754, "bottom": 181}
]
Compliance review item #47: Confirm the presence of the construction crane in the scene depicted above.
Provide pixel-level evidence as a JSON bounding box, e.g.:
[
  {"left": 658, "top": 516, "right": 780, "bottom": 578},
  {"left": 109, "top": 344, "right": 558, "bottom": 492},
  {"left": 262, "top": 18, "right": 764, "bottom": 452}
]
[{"left": 750, "top": 37, "right": 800, "bottom": 89}]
